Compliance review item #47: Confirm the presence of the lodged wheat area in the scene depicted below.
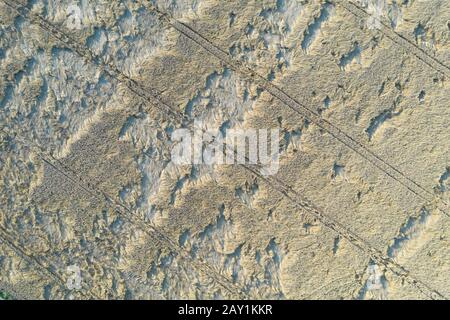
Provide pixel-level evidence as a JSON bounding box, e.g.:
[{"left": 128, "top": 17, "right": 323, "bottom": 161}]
[{"left": 0, "top": 0, "right": 449, "bottom": 300}]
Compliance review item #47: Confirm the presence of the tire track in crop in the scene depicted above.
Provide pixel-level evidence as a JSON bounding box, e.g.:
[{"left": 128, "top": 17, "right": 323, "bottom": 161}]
[
  {"left": 1, "top": 0, "right": 250, "bottom": 300},
  {"left": 336, "top": 0, "right": 450, "bottom": 79},
  {"left": 139, "top": 0, "right": 450, "bottom": 218},
  {"left": 0, "top": 224, "right": 98, "bottom": 299},
  {"left": 3, "top": 0, "right": 447, "bottom": 300}
]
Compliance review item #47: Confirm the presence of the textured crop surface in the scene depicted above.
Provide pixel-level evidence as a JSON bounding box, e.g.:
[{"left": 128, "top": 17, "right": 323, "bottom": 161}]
[{"left": 0, "top": 0, "right": 449, "bottom": 300}]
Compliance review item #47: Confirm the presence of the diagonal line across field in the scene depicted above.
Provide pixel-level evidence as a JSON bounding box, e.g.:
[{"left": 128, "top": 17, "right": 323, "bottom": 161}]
[
  {"left": 337, "top": 0, "right": 450, "bottom": 79},
  {"left": 137, "top": 1, "right": 450, "bottom": 221},
  {"left": 0, "top": 0, "right": 250, "bottom": 300},
  {"left": 242, "top": 165, "right": 446, "bottom": 299},
  {"left": 1, "top": 0, "right": 448, "bottom": 300},
  {"left": 2, "top": 133, "right": 250, "bottom": 299},
  {"left": 0, "top": 223, "right": 99, "bottom": 299},
  {"left": 137, "top": 0, "right": 450, "bottom": 297}
]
